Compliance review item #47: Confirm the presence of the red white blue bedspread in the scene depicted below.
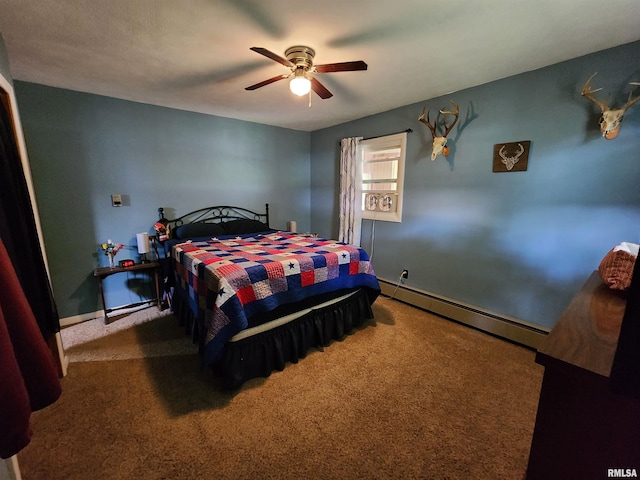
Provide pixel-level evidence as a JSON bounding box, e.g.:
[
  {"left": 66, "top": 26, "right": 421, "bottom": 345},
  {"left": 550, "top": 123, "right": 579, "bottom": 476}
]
[{"left": 172, "top": 232, "right": 379, "bottom": 365}]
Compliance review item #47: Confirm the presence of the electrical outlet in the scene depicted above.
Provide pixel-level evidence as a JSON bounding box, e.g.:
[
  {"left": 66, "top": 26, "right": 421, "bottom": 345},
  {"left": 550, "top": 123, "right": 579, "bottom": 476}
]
[{"left": 401, "top": 269, "right": 408, "bottom": 279}]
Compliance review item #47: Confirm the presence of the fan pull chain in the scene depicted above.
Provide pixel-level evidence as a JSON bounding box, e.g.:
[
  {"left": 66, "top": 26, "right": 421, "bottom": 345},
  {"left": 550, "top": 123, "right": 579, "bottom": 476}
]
[{"left": 308, "top": 89, "right": 312, "bottom": 108}]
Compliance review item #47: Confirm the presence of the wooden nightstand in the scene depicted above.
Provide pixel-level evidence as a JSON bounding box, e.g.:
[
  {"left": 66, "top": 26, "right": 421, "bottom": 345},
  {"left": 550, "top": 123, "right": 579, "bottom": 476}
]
[{"left": 93, "top": 261, "right": 162, "bottom": 324}]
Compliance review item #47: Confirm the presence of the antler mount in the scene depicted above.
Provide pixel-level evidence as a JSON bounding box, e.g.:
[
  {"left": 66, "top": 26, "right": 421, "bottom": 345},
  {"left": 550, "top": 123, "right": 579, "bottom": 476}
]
[
  {"left": 581, "top": 72, "right": 640, "bottom": 139},
  {"left": 418, "top": 100, "right": 460, "bottom": 161}
]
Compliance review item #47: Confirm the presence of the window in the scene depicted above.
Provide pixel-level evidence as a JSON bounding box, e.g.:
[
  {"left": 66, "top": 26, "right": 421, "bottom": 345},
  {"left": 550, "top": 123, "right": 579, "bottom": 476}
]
[{"left": 360, "top": 132, "right": 407, "bottom": 222}]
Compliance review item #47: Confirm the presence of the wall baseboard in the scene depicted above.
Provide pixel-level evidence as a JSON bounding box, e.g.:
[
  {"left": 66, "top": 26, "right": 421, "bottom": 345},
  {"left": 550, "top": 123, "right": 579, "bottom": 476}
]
[
  {"left": 62, "top": 284, "right": 548, "bottom": 349},
  {"left": 59, "top": 302, "right": 153, "bottom": 327},
  {"left": 378, "top": 278, "right": 549, "bottom": 350},
  {"left": 60, "top": 310, "right": 102, "bottom": 327}
]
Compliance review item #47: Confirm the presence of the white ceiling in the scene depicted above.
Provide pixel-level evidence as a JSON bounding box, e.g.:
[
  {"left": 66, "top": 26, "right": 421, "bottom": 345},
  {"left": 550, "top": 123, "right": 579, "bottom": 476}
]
[{"left": 1, "top": 0, "right": 639, "bottom": 131}]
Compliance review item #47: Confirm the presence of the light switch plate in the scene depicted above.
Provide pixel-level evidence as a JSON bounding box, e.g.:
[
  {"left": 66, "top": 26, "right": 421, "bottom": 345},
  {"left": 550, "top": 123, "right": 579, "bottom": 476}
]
[{"left": 111, "top": 194, "right": 122, "bottom": 207}]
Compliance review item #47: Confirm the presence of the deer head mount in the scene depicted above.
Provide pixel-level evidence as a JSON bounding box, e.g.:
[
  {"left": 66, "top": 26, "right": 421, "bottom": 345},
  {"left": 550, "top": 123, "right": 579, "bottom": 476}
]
[
  {"left": 418, "top": 100, "right": 459, "bottom": 160},
  {"left": 581, "top": 73, "right": 640, "bottom": 139}
]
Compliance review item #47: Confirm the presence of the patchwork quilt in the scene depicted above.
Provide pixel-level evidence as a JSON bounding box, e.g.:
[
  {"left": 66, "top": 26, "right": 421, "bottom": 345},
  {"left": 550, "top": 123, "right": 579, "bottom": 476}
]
[{"left": 172, "top": 232, "right": 380, "bottom": 365}]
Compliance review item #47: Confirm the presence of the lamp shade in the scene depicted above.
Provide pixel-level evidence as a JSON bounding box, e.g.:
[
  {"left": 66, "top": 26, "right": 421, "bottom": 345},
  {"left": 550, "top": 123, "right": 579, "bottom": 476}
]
[
  {"left": 289, "top": 76, "right": 311, "bottom": 96},
  {"left": 136, "top": 233, "right": 150, "bottom": 254}
]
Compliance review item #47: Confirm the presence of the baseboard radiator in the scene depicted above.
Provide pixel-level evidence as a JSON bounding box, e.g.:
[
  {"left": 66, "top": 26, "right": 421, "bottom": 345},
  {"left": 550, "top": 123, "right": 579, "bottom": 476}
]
[{"left": 378, "top": 278, "right": 549, "bottom": 350}]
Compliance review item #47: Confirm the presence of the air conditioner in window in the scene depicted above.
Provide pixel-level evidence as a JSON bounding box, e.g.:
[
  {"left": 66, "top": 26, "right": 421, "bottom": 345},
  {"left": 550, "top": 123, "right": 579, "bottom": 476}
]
[{"left": 364, "top": 192, "right": 397, "bottom": 213}]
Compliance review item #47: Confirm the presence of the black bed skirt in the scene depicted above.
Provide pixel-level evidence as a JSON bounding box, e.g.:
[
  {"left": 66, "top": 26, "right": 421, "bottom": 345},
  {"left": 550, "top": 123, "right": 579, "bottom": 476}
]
[{"left": 171, "top": 289, "right": 376, "bottom": 389}]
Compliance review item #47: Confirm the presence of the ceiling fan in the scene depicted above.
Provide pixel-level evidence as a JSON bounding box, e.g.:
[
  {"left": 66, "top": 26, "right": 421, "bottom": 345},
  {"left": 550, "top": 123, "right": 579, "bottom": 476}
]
[{"left": 245, "top": 46, "right": 367, "bottom": 99}]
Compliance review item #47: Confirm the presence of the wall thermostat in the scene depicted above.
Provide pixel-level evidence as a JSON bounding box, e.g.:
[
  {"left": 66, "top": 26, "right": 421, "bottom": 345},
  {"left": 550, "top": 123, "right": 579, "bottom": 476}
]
[{"left": 111, "top": 194, "right": 122, "bottom": 207}]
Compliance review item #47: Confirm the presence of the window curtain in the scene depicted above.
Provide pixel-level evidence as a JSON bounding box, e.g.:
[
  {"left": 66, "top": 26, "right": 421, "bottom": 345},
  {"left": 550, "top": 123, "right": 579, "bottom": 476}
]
[
  {"left": 338, "top": 137, "right": 363, "bottom": 245},
  {"left": 0, "top": 95, "right": 60, "bottom": 339}
]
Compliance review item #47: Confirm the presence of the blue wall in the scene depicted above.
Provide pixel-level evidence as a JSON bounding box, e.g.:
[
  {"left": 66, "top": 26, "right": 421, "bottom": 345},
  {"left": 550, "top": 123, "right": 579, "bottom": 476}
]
[
  {"left": 14, "top": 84, "right": 310, "bottom": 318},
  {"left": 310, "top": 41, "right": 640, "bottom": 329},
  {"left": 13, "top": 41, "right": 640, "bottom": 328}
]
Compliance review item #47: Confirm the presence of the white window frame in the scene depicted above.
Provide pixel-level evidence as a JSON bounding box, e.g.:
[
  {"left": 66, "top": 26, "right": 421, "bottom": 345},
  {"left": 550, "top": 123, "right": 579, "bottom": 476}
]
[{"left": 359, "top": 132, "right": 407, "bottom": 223}]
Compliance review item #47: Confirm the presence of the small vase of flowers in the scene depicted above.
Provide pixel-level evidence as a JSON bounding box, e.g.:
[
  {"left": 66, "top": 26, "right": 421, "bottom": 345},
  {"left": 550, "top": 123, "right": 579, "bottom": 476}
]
[{"left": 101, "top": 239, "right": 123, "bottom": 268}]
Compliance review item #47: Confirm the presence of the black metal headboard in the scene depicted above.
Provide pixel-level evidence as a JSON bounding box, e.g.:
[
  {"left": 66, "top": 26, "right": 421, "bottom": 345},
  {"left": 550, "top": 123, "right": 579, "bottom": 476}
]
[{"left": 158, "top": 204, "right": 270, "bottom": 232}]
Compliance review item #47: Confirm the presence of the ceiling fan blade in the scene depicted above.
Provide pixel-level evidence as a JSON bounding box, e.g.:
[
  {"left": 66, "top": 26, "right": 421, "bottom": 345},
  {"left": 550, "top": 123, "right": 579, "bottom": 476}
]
[
  {"left": 314, "top": 61, "right": 368, "bottom": 73},
  {"left": 250, "top": 47, "right": 292, "bottom": 67},
  {"left": 310, "top": 78, "right": 333, "bottom": 99},
  {"left": 245, "top": 74, "right": 289, "bottom": 91}
]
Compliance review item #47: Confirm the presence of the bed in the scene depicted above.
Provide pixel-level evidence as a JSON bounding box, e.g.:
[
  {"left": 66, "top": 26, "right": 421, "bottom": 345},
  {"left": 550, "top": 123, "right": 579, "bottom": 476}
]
[{"left": 156, "top": 204, "right": 380, "bottom": 388}]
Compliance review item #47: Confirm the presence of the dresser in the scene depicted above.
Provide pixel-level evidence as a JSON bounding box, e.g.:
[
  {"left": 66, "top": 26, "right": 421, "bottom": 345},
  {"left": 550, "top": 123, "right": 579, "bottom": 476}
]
[{"left": 526, "top": 272, "right": 640, "bottom": 479}]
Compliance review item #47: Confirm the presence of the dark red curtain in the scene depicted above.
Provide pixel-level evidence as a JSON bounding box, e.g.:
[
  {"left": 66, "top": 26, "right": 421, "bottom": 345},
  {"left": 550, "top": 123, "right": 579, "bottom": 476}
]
[
  {"left": 0, "top": 93, "right": 60, "bottom": 338},
  {"left": 0, "top": 236, "right": 62, "bottom": 458}
]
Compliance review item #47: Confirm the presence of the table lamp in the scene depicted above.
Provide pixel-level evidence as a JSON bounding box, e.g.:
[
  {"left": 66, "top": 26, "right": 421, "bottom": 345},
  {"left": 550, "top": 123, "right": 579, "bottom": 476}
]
[{"left": 136, "top": 232, "right": 151, "bottom": 263}]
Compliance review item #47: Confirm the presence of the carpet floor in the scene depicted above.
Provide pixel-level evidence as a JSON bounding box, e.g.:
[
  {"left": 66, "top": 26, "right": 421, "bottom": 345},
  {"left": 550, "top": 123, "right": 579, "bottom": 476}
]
[{"left": 18, "top": 296, "right": 543, "bottom": 479}]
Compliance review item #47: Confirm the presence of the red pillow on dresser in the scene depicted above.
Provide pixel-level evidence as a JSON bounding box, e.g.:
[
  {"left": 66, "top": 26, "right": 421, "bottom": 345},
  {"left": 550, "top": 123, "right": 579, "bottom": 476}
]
[{"left": 598, "top": 242, "right": 639, "bottom": 290}]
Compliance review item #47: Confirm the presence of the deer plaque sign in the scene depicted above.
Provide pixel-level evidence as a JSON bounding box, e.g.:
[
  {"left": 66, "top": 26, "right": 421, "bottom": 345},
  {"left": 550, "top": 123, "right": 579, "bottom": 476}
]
[{"left": 492, "top": 141, "right": 530, "bottom": 172}]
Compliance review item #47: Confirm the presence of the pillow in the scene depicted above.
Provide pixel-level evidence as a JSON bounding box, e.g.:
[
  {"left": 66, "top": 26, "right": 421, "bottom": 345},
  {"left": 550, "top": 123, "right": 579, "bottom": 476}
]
[
  {"left": 172, "top": 222, "right": 226, "bottom": 240},
  {"left": 598, "top": 242, "right": 639, "bottom": 290},
  {"left": 222, "top": 219, "right": 270, "bottom": 235}
]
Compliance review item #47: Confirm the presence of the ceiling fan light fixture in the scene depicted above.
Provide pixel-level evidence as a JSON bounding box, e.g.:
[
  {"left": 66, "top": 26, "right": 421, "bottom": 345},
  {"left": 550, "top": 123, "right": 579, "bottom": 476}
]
[
  {"left": 290, "top": 68, "right": 311, "bottom": 96},
  {"left": 247, "top": 45, "right": 365, "bottom": 100}
]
